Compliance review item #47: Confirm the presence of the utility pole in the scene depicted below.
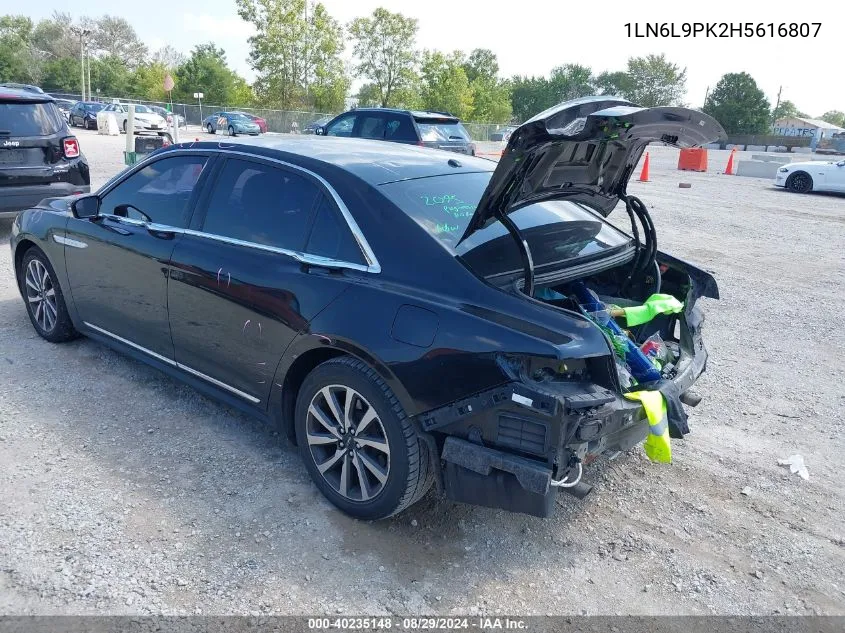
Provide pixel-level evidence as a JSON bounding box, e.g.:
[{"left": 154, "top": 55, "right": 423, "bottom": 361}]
[
  {"left": 85, "top": 42, "right": 92, "bottom": 102},
  {"left": 703, "top": 86, "right": 709, "bottom": 108},
  {"left": 70, "top": 26, "right": 91, "bottom": 101},
  {"left": 772, "top": 85, "right": 783, "bottom": 125}
]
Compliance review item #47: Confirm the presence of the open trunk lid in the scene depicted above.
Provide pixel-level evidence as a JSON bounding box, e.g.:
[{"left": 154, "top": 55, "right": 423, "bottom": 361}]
[{"left": 457, "top": 96, "right": 725, "bottom": 244}]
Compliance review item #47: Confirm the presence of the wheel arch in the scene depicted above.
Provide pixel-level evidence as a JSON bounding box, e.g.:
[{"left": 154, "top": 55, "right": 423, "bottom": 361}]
[{"left": 270, "top": 336, "right": 416, "bottom": 445}]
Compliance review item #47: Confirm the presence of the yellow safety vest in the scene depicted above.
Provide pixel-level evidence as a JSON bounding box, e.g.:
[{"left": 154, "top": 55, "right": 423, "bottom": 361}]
[{"left": 624, "top": 390, "right": 672, "bottom": 463}]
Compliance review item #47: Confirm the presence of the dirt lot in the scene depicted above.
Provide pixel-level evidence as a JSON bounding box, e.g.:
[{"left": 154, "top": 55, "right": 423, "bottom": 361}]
[{"left": 1, "top": 130, "right": 844, "bottom": 616}]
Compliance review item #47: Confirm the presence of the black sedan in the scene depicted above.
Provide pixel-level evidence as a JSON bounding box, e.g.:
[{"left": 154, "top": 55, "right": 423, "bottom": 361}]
[{"left": 10, "top": 97, "right": 724, "bottom": 520}]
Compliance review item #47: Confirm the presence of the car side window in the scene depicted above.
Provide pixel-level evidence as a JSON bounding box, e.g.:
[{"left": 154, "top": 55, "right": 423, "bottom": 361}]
[
  {"left": 384, "top": 115, "right": 417, "bottom": 142},
  {"left": 326, "top": 114, "right": 355, "bottom": 137},
  {"left": 358, "top": 115, "right": 386, "bottom": 140},
  {"left": 200, "top": 158, "right": 320, "bottom": 251},
  {"left": 305, "top": 197, "right": 366, "bottom": 265},
  {"left": 99, "top": 155, "right": 208, "bottom": 227}
]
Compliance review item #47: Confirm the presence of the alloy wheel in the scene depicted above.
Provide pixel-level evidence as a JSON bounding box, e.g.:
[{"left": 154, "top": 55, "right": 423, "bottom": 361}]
[
  {"left": 790, "top": 173, "right": 810, "bottom": 192},
  {"left": 25, "top": 259, "right": 58, "bottom": 333},
  {"left": 305, "top": 385, "right": 391, "bottom": 502}
]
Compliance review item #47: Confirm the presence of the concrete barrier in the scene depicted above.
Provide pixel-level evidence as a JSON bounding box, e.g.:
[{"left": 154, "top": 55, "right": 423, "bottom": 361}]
[
  {"left": 791, "top": 147, "right": 813, "bottom": 154},
  {"left": 751, "top": 154, "right": 791, "bottom": 164},
  {"left": 736, "top": 160, "right": 780, "bottom": 179},
  {"left": 746, "top": 144, "right": 767, "bottom": 151},
  {"left": 704, "top": 142, "right": 721, "bottom": 150},
  {"left": 766, "top": 145, "right": 788, "bottom": 152},
  {"left": 726, "top": 144, "right": 746, "bottom": 151}
]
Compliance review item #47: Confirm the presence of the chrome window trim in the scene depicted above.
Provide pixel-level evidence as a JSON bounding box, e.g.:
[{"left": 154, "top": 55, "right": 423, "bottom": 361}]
[
  {"left": 94, "top": 147, "right": 381, "bottom": 274},
  {"left": 83, "top": 321, "right": 261, "bottom": 404}
]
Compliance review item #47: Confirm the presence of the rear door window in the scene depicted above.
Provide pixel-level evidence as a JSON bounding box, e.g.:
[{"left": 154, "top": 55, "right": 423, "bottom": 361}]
[
  {"left": 0, "top": 102, "right": 63, "bottom": 136},
  {"left": 200, "top": 157, "right": 320, "bottom": 251},
  {"left": 357, "top": 114, "right": 386, "bottom": 139}
]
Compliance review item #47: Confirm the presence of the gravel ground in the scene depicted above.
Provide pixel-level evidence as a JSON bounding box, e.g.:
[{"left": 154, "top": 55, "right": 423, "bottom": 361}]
[{"left": 1, "top": 131, "right": 844, "bottom": 616}]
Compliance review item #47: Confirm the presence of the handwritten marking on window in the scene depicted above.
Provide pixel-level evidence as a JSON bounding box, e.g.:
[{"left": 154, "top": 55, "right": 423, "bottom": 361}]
[
  {"left": 420, "top": 194, "right": 476, "bottom": 220},
  {"left": 435, "top": 223, "right": 459, "bottom": 234}
]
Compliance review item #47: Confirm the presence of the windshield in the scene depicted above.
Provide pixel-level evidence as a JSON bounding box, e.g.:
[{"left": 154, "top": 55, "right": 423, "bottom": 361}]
[
  {"left": 0, "top": 101, "right": 63, "bottom": 135},
  {"left": 85, "top": 103, "right": 104, "bottom": 112},
  {"left": 416, "top": 120, "right": 470, "bottom": 142},
  {"left": 132, "top": 105, "right": 153, "bottom": 114},
  {"left": 378, "top": 172, "right": 631, "bottom": 273},
  {"left": 230, "top": 113, "right": 250, "bottom": 121}
]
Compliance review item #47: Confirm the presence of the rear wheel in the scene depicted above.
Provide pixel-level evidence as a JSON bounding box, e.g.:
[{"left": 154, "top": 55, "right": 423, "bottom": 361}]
[
  {"left": 295, "top": 357, "right": 433, "bottom": 520},
  {"left": 20, "top": 248, "right": 78, "bottom": 343},
  {"left": 786, "top": 171, "right": 813, "bottom": 193}
]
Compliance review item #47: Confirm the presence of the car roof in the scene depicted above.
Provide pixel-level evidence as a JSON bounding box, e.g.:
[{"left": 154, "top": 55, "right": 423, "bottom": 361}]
[
  {"left": 342, "top": 107, "right": 460, "bottom": 121},
  {"left": 168, "top": 136, "right": 495, "bottom": 185},
  {"left": 0, "top": 87, "right": 54, "bottom": 103}
]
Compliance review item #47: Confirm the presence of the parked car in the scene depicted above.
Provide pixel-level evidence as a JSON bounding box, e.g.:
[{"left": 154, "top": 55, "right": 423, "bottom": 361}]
[
  {"left": 51, "top": 98, "right": 76, "bottom": 121},
  {"left": 0, "top": 82, "right": 44, "bottom": 94},
  {"left": 774, "top": 159, "right": 845, "bottom": 193},
  {"left": 100, "top": 103, "right": 168, "bottom": 135},
  {"left": 490, "top": 125, "right": 518, "bottom": 142},
  {"left": 317, "top": 108, "right": 477, "bottom": 155},
  {"left": 68, "top": 101, "right": 104, "bottom": 129},
  {"left": 303, "top": 115, "right": 332, "bottom": 134},
  {"left": 203, "top": 111, "right": 262, "bottom": 136},
  {"left": 149, "top": 105, "right": 187, "bottom": 129},
  {"left": 0, "top": 88, "right": 89, "bottom": 218},
  {"left": 231, "top": 111, "right": 267, "bottom": 133},
  {"left": 9, "top": 97, "right": 723, "bottom": 520}
]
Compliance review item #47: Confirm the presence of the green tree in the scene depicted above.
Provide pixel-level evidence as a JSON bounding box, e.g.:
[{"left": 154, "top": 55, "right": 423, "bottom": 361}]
[
  {"left": 820, "top": 110, "right": 845, "bottom": 127},
  {"left": 625, "top": 54, "right": 686, "bottom": 107},
  {"left": 130, "top": 61, "right": 169, "bottom": 101},
  {"left": 237, "top": 0, "right": 348, "bottom": 110},
  {"left": 0, "top": 15, "right": 37, "bottom": 83},
  {"left": 89, "top": 54, "right": 131, "bottom": 97},
  {"left": 548, "top": 64, "right": 594, "bottom": 102},
  {"left": 348, "top": 8, "right": 418, "bottom": 108},
  {"left": 419, "top": 50, "right": 474, "bottom": 120},
  {"left": 40, "top": 57, "right": 80, "bottom": 92},
  {"left": 173, "top": 43, "right": 242, "bottom": 106},
  {"left": 88, "top": 15, "right": 148, "bottom": 69},
  {"left": 152, "top": 45, "right": 186, "bottom": 70},
  {"left": 510, "top": 75, "right": 549, "bottom": 122},
  {"left": 703, "top": 72, "right": 771, "bottom": 134},
  {"left": 460, "top": 49, "right": 511, "bottom": 123},
  {"left": 772, "top": 99, "right": 799, "bottom": 121},
  {"left": 594, "top": 70, "right": 632, "bottom": 98},
  {"left": 463, "top": 48, "right": 498, "bottom": 83},
  {"left": 31, "top": 11, "right": 76, "bottom": 60}
]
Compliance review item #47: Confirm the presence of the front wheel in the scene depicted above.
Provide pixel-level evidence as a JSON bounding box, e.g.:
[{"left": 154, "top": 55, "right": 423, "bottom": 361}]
[
  {"left": 19, "top": 248, "right": 78, "bottom": 343},
  {"left": 786, "top": 171, "right": 813, "bottom": 194},
  {"left": 295, "top": 357, "right": 433, "bottom": 520}
]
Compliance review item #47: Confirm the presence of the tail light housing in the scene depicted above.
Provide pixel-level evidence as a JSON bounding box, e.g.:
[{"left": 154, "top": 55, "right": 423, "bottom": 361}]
[{"left": 63, "top": 137, "right": 80, "bottom": 159}]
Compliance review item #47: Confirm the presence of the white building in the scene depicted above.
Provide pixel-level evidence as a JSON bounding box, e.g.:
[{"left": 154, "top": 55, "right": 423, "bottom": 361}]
[{"left": 772, "top": 117, "right": 845, "bottom": 139}]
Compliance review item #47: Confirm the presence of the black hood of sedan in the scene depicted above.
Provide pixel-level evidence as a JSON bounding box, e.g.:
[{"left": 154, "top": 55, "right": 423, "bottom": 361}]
[{"left": 457, "top": 96, "right": 725, "bottom": 245}]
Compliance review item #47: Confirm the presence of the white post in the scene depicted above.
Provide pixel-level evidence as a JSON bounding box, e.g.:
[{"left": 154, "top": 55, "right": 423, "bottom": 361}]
[
  {"left": 126, "top": 104, "right": 135, "bottom": 154},
  {"left": 171, "top": 112, "right": 180, "bottom": 144}
]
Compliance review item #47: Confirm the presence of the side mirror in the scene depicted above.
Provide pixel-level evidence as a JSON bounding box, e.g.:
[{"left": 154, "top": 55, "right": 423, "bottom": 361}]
[
  {"left": 71, "top": 195, "right": 100, "bottom": 219},
  {"left": 315, "top": 126, "right": 325, "bottom": 136}
]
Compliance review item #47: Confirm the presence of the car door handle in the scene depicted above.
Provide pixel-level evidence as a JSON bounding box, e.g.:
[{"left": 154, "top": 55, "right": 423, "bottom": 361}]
[{"left": 146, "top": 223, "right": 184, "bottom": 239}]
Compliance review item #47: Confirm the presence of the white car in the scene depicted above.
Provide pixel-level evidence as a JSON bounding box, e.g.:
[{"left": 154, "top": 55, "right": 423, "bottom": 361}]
[
  {"left": 101, "top": 103, "right": 168, "bottom": 134},
  {"left": 775, "top": 159, "right": 845, "bottom": 194}
]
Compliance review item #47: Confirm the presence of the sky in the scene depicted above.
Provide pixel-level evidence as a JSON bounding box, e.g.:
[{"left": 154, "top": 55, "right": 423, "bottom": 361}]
[{"left": 20, "top": 0, "right": 844, "bottom": 117}]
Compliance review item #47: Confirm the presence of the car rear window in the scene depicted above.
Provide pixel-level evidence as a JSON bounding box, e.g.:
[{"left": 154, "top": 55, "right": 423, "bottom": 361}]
[
  {"left": 415, "top": 119, "right": 470, "bottom": 142},
  {"left": 0, "top": 101, "right": 63, "bottom": 136},
  {"left": 378, "top": 172, "right": 630, "bottom": 266}
]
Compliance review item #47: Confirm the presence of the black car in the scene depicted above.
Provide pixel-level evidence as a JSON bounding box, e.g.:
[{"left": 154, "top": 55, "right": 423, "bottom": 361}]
[
  {"left": 69, "top": 101, "right": 105, "bottom": 130},
  {"left": 0, "top": 88, "right": 90, "bottom": 219},
  {"left": 302, "top": 115, "right": 332, "bottom": 134},
  {"left": 0, "top": 82, "right": 44, "bottom": 94},
  {"left": 10, "top": 97, "right": 723, "bottom": 520},
  {"left": 317, "top": 107, "right": 477, "bottom": 155}
]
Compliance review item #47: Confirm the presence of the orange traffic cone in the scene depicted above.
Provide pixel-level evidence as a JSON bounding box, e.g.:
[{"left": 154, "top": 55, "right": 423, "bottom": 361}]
[
  {"left": 638, "top": 152, "right": 650, "bottom": 182},
  {"left": 724, "top": 148, "right": 736, "bottom": 175}
]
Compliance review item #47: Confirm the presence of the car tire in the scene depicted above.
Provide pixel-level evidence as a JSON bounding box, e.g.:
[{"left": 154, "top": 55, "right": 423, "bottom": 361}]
[
  {"left": 295, "top": 356, "right": 433, "bottom": 520},
  {"left": 207, "top": 123, "right": 215, "bottom": 134},
  {"left": 122, "top": 120, "right": 127, "bottom": 134},
  {"left": 19, "top": 248, "right": 78, "bottom": 344},
  {"left": 228, "top": 126, "right": 236, "bottom": 137},
  {"left": 786, "top": 171, "right": 813, "bottom": 194}
]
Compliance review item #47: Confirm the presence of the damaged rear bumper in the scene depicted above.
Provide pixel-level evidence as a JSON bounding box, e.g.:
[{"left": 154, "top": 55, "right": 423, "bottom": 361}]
[{"left": 427, "top": 305, "right": 710, "bottom": 518}]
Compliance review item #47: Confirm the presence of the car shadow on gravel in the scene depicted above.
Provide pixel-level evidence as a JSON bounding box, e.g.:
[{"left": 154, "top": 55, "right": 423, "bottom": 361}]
[{"left": 1, "top": 290, "right": 596, "bottom": 610}]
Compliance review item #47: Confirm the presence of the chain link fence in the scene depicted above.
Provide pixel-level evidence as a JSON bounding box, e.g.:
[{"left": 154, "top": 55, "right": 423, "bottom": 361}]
[{"left": 48, "top": 92, "right": 509, "bottom": 140}]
